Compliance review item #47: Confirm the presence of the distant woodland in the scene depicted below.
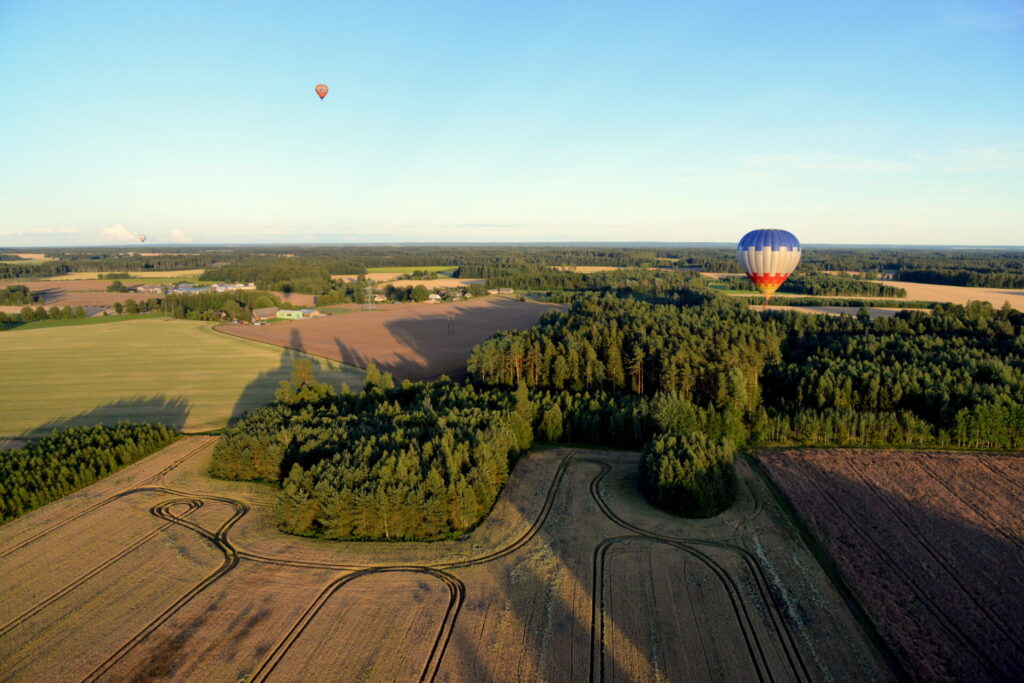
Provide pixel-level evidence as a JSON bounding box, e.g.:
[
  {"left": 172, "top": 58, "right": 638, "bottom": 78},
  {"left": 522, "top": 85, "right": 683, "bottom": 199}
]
[
  {"left": 5, "top": 245, "right": 1024, "bottom": 535},
  {"left": 213, "top": 272, "right": 1023, "bottom": 539},
  {"left": 6, "top": 244, "right": 1023, "bottom": 292}
]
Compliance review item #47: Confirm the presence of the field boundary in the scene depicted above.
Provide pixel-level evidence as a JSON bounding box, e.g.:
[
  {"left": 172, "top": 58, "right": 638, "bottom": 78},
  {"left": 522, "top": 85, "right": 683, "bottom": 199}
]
[
  {"left": 745, "top": 451, "right": 911, "bottom": 682},
  {"left": 583, "top": 458, "right": 812, "bottom": 683}
]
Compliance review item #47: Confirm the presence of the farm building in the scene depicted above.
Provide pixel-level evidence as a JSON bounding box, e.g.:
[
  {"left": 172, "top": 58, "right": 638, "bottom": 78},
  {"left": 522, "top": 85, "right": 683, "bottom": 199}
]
[
  {"left": 168, "top": 284, "right": 210, "bottom": 295},
  {"left": 134, "top": 284, "right": 164, "bottom": 295},
  {"left": 252, "top": 307, "right": 279, "bottom": 321},
  {"left": 487, "top": 288, "right": 514, "bottom": 295},
  {"left": 276, "top": 308, "right": 323, "bottom": 320},
  {"left": 427, "top": 293, "right": 442, "bottom": 301},
  {"left": 211, "top": 282, "right": 257, "bottom": 292}
]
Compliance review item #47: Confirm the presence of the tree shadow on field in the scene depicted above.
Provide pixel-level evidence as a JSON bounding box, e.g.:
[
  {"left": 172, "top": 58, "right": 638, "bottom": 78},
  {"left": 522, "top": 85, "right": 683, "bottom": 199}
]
[
  {"left": 227, "top": 328, "right": 361, "bottom": 427},
  {"left": 378, "top": 299, "right": 546, "bottom": 381},
  {"left": 332, "top": 335, "right": 436, "bottom": 382},
  {"left": 756, "top": 451, "right": 1024, "bottom": 683},
  {"left": 17, "top": 396, "right": 192, "bottom": 439}
]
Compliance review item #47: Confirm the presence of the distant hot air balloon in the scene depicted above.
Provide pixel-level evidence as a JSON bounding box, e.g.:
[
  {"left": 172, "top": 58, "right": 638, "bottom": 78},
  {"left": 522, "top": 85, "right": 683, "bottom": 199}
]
[
  {"left": 139, "top": 235, "right": 147, "bottom": 244},
  {"left": 315, "top": 84, "right": 328, "bottom": 100},
  {"left": 737, "top": 229, "right": 801, "bottom": 303}
]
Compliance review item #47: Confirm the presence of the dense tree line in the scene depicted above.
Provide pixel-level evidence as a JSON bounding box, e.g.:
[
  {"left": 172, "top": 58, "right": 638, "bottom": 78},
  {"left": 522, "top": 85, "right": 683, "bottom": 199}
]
[
  {"left": 724, "top": 272, "right": 907, "bottom": 297},
  {"left": 161, "top": 290, "right": 282, "bottom": 321},
  {"left": 468, "top": 293, "right": 779, "bottom": 406},
  {"left": 200, "top": 261, "right": 336, "bottom": 294},
  {"left": 1, "top": 290, "right": 284, "bottom": 327},
  {"left": 0, "top": 423, "right": 178, "bottom": 523},
  {"left": 212, "top": 364, "right": 534, "bottom": 540},
  {"left": 11, "top": 246, "right": 1022, "bottom": 292},
  {"left": 466, "top": 293, "right": 771, "bottom": 514},
  {"left": 730, "top": 296, "right": 935, "bottom": 309},
  {"left": 0, "top": 251, "right": 218, "bottom": 280},
  {"left": 743, "top": 302, "right": 1024, "bottom": 450},
  {"left": 895, "top": 267, "right": 1024, "bottom": 289}
]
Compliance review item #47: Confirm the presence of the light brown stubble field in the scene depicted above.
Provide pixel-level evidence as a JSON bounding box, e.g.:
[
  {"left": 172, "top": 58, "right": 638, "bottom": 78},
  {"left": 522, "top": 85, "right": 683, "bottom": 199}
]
[
  {"left": 217, "top": 297, "right": 562, "bottom": 380},
  {"left": 756, "top": 449, "right": 1024, "bottom": 682},
  {"left": 869, "top": 280, "right": 1024, "bottom": 311},
  {"left": 0, "top": 437, "right": 891, "bottom": 682}
]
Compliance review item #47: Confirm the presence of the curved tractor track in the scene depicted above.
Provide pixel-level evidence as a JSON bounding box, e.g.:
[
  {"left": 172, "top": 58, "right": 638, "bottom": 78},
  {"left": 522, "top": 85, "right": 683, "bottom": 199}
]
[
  {"left": 1, "top": 446, "right": 815, "bottom": 683},
  {"left": 582, "top": 459, "right": 811, "bottom": 683}
]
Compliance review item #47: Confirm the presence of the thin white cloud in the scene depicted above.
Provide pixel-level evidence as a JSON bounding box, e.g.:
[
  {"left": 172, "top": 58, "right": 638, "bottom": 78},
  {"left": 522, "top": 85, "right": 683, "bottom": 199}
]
[
  {"left": 745, "top": 154, "right": 911, "bottom": 172},
  {"left": 170, "top": 229, "right": 193, "bottom": 243},
  {"left": 99, "top": 223, "right": 139, "bottom": 242},
  {"left": 7, "top": 227, "right": 80, "bottom": 237},
  {"left": 950, "top": 147, "right": 1024, "bottom": 168}
]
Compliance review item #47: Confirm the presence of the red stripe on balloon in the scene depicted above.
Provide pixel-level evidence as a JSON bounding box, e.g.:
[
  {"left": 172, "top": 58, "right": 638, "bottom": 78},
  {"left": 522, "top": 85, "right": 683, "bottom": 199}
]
[{"left": 746, "top": 273, "right": 791, "bottom": 286}]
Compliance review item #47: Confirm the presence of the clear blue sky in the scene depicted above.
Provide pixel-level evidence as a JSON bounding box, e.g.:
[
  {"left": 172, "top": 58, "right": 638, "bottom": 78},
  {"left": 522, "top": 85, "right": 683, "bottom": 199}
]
[{"left": 1, "top": 0, "right": 1022, "bottom": 246}]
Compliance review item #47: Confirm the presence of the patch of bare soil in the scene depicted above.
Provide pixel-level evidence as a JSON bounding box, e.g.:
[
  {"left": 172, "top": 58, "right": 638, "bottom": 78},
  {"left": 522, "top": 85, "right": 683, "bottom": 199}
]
[
  {"left": 217, "top": 297, "right": 562, "bottom": 380},
  {"left": 756, "top": 449, "right": 1024, "bottom": 682}
]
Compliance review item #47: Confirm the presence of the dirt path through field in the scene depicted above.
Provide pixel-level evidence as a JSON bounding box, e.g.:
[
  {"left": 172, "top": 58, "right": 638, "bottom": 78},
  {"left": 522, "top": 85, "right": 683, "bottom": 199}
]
[{"left": 0, "top": 437, "right": 890, "bottom": 681}]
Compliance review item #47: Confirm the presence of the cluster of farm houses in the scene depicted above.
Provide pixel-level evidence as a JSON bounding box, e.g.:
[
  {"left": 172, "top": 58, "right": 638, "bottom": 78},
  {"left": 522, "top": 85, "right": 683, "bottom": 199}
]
[
  {"left": 132, "top": 282, "right": 256, "bottom": 295},
  {"left": 251, "top": 287, "right": 517, "bottom": 322},
  {"left": 367, "top": 286, "right": 513, "bottom": 304}
]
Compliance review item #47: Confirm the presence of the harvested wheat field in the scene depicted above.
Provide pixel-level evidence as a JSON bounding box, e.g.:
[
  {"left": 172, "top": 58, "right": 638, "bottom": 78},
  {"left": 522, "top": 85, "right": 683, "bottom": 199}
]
[
  {"left": 44, "top": 269, "right": 207, "bottom": 280},
  {"left": 268, "top": 290, "right": 317, "bottom": 307},
  {"left": 22, "top": 280, "right": 151, "bottom": 308},
  {"left": 0, "top": 438, "right": 891, "bottom": 682},
  {"left": 0, "top": 319, "right": 363, "bottom": 437},
  {"left": 382, "top": 277, "right": 485, "bottom": 288},
  {"left": 218, "top": 297, "right": 561, "bottom": 380},
  {"left": 23, "top": 279, "right": 134, "bottom": 292},
  {"left": 331, "top": 272, "right": 409, "bottom": 282},
  {"left": 870, "top": 280, "right": 1024, "bottom": 311},
  {"left": 756, "top": 449, "right": 1024, "bottom": 682},
  {"left": 20, "top": 280, "right": 163, "bottom": 308},
  {"left": 33, "top": 290, "right": 143, "bottom": 307}
]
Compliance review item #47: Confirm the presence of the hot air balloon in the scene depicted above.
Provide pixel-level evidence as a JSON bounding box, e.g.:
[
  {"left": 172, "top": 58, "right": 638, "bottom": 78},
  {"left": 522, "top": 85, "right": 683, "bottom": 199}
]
[
  {"left": 139, "top": 235, "right": 147, "bottom": 244},
  {"left": 315, "top": 84, "right": 328, "bottom": 100},
  {"left": 737, "top": 229, "right": 801, "bottom": 303}
]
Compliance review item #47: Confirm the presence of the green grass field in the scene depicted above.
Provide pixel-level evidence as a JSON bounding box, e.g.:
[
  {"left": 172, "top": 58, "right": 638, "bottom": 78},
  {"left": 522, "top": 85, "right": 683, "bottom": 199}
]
[
  {"left": 2, "top": 313, "right": 165, "bottom": 332},
  {"left": 0, "top": 319, "right": 364, "bottom": 437}
]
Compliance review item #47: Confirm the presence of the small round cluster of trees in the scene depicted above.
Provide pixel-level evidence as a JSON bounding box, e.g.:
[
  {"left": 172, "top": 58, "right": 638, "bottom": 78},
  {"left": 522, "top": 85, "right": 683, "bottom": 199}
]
[
  {"left": 0, "top": 285, "right": 39, "bottom": 305},
  {"left": 639, "top": 433, "right": 736, "bottom": 518}
]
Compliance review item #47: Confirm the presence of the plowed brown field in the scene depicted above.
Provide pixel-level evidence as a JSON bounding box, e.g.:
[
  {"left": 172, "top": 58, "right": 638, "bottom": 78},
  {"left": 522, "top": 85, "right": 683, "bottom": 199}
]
[
  {"left": 217, "top": 297, "right": 562, "bottom": 380},
  {"left": 756, "top": 449, "right": 1024, "bottom": 683},
  {"left": 0, "top": 438, "right": 890, "bottom": 682}
]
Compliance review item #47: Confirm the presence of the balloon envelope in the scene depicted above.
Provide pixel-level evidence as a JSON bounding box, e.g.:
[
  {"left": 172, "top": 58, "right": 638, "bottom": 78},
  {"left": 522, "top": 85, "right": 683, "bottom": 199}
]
[
  {"left": 315, "top": 83, "right": 328, "bottom": 100},
  {"left": 737, "top": 229, "right": 801, "bottom": 299},
  {"left": 139, "top": 235, "right": 146, "bottom": 243}
]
